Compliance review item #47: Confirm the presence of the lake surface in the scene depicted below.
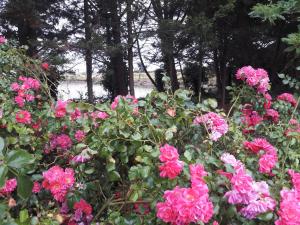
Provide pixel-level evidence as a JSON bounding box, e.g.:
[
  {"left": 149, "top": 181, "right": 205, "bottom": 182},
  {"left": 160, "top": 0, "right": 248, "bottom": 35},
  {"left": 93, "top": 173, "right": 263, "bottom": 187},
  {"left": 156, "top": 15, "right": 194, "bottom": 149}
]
[{"left": 58, "top": 80, "right": 153, "bottom": 100}]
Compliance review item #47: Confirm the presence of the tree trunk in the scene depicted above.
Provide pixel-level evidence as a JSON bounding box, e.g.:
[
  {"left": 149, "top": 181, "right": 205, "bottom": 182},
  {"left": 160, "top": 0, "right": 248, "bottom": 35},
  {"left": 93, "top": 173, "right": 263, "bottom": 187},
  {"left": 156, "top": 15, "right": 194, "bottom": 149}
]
[
  {"left": 127, "top": 0, "right": 135, "bottom": 96},
  {"left": 17, "top": 22, "right": 37, "bottom": 57},
  {"left": 84, "top": 0, "right": 93, "bottom": 103},
  {"left": 160, "top": 35, "right": 179, "bottom": 92},
  {"left": 109, "top": 0, "right": 128, "bottom": 97}
]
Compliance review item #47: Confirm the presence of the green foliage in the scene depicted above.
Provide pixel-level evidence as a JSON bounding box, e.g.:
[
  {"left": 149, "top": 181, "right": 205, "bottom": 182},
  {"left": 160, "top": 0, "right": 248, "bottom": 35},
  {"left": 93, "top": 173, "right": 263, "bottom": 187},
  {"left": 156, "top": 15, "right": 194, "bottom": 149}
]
[
  {"left": 278, "top": 73, "right": 300, "bottom": 90},
  {"left": 0, "top": 36, "right": 300, "bottom": 225},
  {"left": 251, "top": 0, "right": 300, "bottom": 56}
]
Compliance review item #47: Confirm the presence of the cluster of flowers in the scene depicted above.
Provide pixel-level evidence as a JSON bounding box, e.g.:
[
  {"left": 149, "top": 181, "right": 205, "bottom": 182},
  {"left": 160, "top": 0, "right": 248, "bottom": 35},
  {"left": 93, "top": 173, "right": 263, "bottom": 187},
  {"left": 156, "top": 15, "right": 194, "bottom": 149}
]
[
  {"left": 276, "top": 170, "right": 300, "bottom": 225},
  {"left": 42, "top": 166, "right": 75, "bottom": 202},
  {"left": 241, "top": 103, "right": 282, "bottom": 134},
  {"left": 264, "top": 108, "right": 280, "bottom": 123},
  {"left": 277, "top": 93, "right": 297, "bottom": 107},
  {"left": 10, "top": 76, "right": 41, "bottom": 125},
  {"left": 220, "top": 153, "right": 276, "bottom": 219},
  {"left": 158, "top": 144, "right": 184, "bottom": 179},
  {"left": 55, "top": 99, "right": 110, "bottom": 128},
  {"left": 0, "top": 178, "right": 17, "bottom": 196},
  {"left": 11, "top": 76, "right": 41, "bottom": 108},
  {"left": 236, "top": 66, "right": 270, "bottom": 94},
  {"left": 44, "top": 134, "right": 73, "bottom": 153},
  {"left": 193, "top": 112, "right": 228, "bottom": 141},
  {"left": 157, "top": 164, "right": 213, "bottom": 224},
  {"left": 90, "top": 111, "right": 109, "bottom": 120},
  {"left": 90, "top": 110, "right": 109, "bottom": 128},
  {"left": 243, "top": 138, "right": 278, "bottom": 175},
  {"left": 111, "top": 95, "right": 139, "bottom": 114},
  {"left": 63, "top": 199, "right": 93, "bottom": 225},
  {"left": 74, "top": 130, "right": 85, "bottom": 142},
  {"left": 241, "top": 103, "right": 281, "bottom": 133}
]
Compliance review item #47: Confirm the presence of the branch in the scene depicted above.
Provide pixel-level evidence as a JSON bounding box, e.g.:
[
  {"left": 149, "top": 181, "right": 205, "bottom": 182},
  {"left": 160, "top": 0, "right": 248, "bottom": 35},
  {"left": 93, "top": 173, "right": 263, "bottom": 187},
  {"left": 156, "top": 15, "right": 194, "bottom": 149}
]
[{"left": 136, "top": 37, "right": 157, "bottom": 88}]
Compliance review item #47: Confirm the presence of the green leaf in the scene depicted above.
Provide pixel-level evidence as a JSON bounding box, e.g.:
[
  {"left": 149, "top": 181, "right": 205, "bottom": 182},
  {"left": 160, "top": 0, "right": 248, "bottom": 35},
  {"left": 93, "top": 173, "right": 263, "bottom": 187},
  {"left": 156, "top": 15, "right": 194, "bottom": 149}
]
[
  {"left": 258, "top": 212, "right": 273, "bottom": 221},
  {"left": 30, "top": 217, "right": 39, "bottom": 225},
  {"left": 132, "top": 133, "right": 142, "bottom": 141},
  {"left": 19, "top": 209, "right": 29, "bottom": 223},
  {"left": 140, "top": 166, "right": 151, "bottom": 178},
  {"left": 17, "top": 174, "right": 33, "bottom": 199},
  {"left": 184, "top": 150, "right": 192, "bottom": 161},
  {"left": 207, "top": 98, "right": 218, "bottom": 109},
  {"left": 0, "top": 165, "right": 8, "bottom": 188},
  {"left": 165, "top": 129, "right": 173, "bottom": 141},
  {"left": 0, "top": 137, "right": 4, "bottom": 156},
  {"left": 84, "top": 168, "right": 95, "bottom": 175},
  {"left": 109, "top": 171, "right": 121, "bottom": 181},
  {"left": 7, "top": 150, "right": 34, "bottom": 169},
  {"left": 129, "top": 190, "right": 139, "bottom": 202}
]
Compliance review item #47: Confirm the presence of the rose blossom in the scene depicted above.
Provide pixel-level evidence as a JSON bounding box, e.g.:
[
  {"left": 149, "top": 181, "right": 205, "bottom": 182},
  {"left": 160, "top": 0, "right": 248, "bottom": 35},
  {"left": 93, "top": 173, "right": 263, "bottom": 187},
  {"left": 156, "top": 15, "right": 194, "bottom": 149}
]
[
  {"left": 74, "top": 130, "right": 85, "bottom": 142},
  {"left": 277, "top": 93, "right": 297, "bottom": 107},
  {"left": 41, "top": 62, "right": 49, "bottom": 70},
  {"left": 0, "top": 36, "right": 6, "bottom": 44},
  {"left": 275, "top": 170, "right": 300, "bottom": 225},
  {"left": 157, "top": 165, "right": 213, "bottom": 224},
  {"left": 10, "top": 82, "right": 20, "bottom": 91},
  {"left": 193, "top": 112, "right": 228, "bottom": 141},
  {"left": 42, "top": 166, "right": 75, "bottom": 202},
  {"left": 235, "top": 66, "right": 270, "bottom": 94},
  {"left": 0, "top": 178, "right": 17, "bottom": 196},
  {"left": 55, "top": 100, "right": 67, "bottom": 118},
  {"left": 70, "top": 108, "right": 81, "bottom": 121},
  {"left": 159, "top": 144, "right": 179, "bottom": 162},
  {"left": 15, "top": 110, "right": 31, "bottom": 124},
  {"left": 221, "top": 153, "right": 276, "bottom": 218},
  {"left": 50, "top": 134, "right": 73, "bottom": 151},
  {"left": 243, "top": 138, "right": 277, "bottom": 174},
  {"left": 159, "top": 160, "right": 184, "bottom": 179},
  {"left": 32, "top": 182, "right": 41, "bottom": 193},
  {"left": 14, "top": 96, "right": 25, "bottom": 107},
  {"left": 264, "top": 109, "right": 279, "bottom": 123}
]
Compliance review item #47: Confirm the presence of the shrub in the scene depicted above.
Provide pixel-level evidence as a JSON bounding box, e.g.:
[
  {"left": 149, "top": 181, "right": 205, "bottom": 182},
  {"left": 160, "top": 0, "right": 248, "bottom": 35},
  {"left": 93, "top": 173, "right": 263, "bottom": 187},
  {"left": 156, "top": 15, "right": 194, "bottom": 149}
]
[{"left": 0, "top": 38, "right": 300, "bottom": 225}]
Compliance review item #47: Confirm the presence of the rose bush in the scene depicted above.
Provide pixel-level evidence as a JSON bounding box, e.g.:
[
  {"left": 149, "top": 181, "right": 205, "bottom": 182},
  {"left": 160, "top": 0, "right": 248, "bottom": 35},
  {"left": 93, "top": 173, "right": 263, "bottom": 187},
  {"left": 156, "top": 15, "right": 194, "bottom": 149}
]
[{"left": 0, "top": 38, "right": 300, "bottom": 225}]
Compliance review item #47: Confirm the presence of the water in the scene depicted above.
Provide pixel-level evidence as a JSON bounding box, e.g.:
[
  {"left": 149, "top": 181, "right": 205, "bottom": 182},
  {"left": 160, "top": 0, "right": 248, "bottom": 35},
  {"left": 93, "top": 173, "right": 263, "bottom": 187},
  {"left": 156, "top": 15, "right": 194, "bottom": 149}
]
[{"left": 58, "top": 80, "right": 153, "bottom": 100}]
